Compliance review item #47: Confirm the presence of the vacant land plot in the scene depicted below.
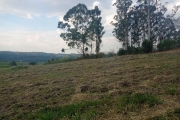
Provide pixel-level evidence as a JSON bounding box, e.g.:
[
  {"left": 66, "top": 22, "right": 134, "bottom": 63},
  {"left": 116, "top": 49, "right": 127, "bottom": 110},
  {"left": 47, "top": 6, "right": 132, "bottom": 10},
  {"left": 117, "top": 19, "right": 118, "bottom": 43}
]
[{"left": 0, "top": 49, "right": 180, "bottom": 120}]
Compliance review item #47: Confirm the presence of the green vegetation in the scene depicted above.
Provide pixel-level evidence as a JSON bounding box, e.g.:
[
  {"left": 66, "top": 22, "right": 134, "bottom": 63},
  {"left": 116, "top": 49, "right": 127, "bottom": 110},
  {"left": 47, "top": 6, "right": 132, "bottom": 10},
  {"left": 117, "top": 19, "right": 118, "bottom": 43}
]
[
  {"left": 148, "top": 108, "right": 180, "bottom": 120},
  {"left": 117, "top": 93, "right": 161, "bottom": 111},
  {"left": 0, "top": 62, "right": 11, "bottom": 68},
  {"left": 0, "top": 51, "right": 80, "bottom": 62},
  {"left": 29, "top": 62, "right": 37, "bottom": 65},
  {"left": 58, "top": 3, "right": 104, "bottom": 58},
  {"left": 157, "top": 38, "right": 180, "bottom": 52},
  {"left": 45, "top": 56, "right": 74, "bottom": 64},
  {"left": 142, "top": 40, "right": 153, "bottom": 53},
  {"left": 9, "top": 61, "right": 17, "bottom": 66},
  {"left": 19, "top": 101, "right": 100, "bottom": 120},
  {"left": 164, "top": 87, "right": 178, "bottom": 95}
]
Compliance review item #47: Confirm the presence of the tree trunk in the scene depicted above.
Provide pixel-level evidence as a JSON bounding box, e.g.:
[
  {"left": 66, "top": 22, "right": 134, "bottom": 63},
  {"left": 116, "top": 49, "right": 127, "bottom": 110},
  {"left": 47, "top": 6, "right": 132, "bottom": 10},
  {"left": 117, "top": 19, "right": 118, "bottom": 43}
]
[
  {"left": 148, "top": 0, "right": 151, "bottom": 42},
  {"left": 96, "top": 39, "right": 98, "bottom": 55},
  {"left": 82, "top": 43, "right": 85, "bottom": 58},
  {"left": 125, "top": 22, "right": 128, "bottom": 50}
]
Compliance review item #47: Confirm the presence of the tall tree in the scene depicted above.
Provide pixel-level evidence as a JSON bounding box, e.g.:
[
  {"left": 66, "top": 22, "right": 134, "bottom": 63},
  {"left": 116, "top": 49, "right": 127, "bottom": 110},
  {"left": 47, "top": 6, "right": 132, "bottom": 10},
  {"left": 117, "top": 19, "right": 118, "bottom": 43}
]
[
  {"left": 173, "top": 16, "right": 180, "bottom": 29},
  {"left": 130, "top": 0, "right": 179, "bottom": 44},
  {"left": 112, "top": 0, "right": 133, "bottom": 50},
  {"left": 58, "top": 4, "right": 91, "bottom": 57},
  {"left": 58, "top": 4, "right": 104, "bottom": 57},
  {"left": 88, "top": 6, "right": 105, "bottom": 55}
]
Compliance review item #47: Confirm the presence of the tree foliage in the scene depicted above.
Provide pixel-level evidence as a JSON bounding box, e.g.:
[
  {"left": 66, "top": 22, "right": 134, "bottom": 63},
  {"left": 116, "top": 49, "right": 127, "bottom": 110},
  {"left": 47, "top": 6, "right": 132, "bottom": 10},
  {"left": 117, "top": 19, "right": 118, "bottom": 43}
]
[
  {"left": 112, "top": 0, "right": 133, "bottom": 50},
  {"left": 58, "top": 3, "right": 104, "bottom": 57},
  {"left": 88, "top": 6, "right": 105, "bottom": 54},
  {"left": 112, "top": 0, "right": 180, "bottom": 50}
]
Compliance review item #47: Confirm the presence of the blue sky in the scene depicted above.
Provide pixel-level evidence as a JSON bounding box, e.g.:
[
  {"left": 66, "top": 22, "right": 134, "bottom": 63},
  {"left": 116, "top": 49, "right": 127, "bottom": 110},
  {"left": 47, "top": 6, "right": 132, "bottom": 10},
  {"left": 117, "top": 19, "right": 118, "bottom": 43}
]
[{"left": 0, "top": 0, "right": 179, "bottom": 53}]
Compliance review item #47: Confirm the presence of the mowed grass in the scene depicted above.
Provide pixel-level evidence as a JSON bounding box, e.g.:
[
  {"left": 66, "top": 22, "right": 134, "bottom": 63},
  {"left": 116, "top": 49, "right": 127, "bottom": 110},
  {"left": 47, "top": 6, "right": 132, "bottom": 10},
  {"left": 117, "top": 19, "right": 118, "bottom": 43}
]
[{"left": 0, "top": 49, "right": 180, "bottom": 120}]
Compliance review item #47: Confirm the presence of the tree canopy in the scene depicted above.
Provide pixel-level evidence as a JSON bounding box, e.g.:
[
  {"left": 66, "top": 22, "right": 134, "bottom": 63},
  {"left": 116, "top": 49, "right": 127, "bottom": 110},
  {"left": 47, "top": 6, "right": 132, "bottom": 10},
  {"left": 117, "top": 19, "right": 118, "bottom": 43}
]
[{"left": 58, "top": 3, "right": 104, "bottom": 57}]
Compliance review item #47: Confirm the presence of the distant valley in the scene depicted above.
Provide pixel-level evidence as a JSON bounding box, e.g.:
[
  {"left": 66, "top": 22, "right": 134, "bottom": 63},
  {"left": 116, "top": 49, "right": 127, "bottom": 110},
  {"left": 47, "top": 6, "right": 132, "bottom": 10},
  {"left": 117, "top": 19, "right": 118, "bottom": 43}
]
[{"left": 0, "top": 51, "right": 80, "bottom": 62}]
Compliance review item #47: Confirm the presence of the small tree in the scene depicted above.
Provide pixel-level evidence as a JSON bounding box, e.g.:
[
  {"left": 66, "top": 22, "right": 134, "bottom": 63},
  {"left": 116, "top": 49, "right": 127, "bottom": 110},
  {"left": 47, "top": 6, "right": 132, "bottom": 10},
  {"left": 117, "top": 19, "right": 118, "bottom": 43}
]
[
  {"left": 142, "top": 40, "right": 153, "bottom": 53},
  {"left": 29, "top": 62, "right": 37, "bottom": 65},
  {"left": 9, "top": 61, "right": 17, "bottom": 66}
]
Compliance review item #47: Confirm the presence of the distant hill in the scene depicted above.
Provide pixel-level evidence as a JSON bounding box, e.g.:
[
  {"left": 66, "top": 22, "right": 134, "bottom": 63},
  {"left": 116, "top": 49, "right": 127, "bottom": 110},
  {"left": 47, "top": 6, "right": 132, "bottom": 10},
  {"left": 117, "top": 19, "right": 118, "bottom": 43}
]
[{"left": 0, "top": 51, "right": 80, "bottom": 62}]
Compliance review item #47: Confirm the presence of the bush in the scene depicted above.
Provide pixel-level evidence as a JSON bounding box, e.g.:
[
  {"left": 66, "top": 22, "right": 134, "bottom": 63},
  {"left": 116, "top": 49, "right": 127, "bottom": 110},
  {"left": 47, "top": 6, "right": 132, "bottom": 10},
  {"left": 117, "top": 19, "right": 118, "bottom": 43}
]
[
  {"left": 45, "top": 56, "right": 73, "bottom": 64},
  {"left": 127, "top": 46, "right": 143, "bottom": 55},
  {"left": 176, "top": 38, "right": 180, "bottom": 48},
  {"left": 97, "top": 52, "right": 106, "bottom": 58},
  {"left": 158, "top": 38, "right": 180, "bottom": 52},
  {"left": 117, "top": 47, "right": 143, "bottom": 56},
  {"left": 84, "top": 53, "right": 106, "bottom": 59},
  {"left": 117, "top": 49, "right": 126, "bottom": 56},
  {"left": 142, "top": 40, "right": 153, "bottom": 53},
  {"left": 157, "top": 39, "right": 177, "bottom": 51},
  {"left": 29, "top": 62, "right": 37, "bottom": 65},
  {"left": 9, "top": 61, "right": 17, "bottom": 66},
  {"left": 106, "top": 51, "right": 116, "bottom": 57},
  {"left": 61, "top": 56, "right": 73, "bottom": 62}
]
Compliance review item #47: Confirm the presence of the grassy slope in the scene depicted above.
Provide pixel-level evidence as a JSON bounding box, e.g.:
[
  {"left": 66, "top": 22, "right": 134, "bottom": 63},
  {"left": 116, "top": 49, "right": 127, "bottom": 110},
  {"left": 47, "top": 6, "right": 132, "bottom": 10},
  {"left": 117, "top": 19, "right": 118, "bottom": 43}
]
[{"left": 0, "top": 49, "right": 180, "bottom": 120}]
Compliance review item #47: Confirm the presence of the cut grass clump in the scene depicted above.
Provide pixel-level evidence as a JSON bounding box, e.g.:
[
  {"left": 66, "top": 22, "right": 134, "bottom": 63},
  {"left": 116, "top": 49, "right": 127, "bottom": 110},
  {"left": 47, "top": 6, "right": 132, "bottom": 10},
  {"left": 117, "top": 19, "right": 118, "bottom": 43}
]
[
  {"left": 21, "top": 100, "right": 100, "bottom": 120},
  {"left": 147, "top": 115, "right": 166, "bottom": 120},
  {"left": 164, "top": 88, "right": 178, "bottom": 95},
  {"left": 117, "top": 93, "right": 162, "bottom": 111},
  {"left": 148, "top": 108, "right": 180, "bottom": 120}
]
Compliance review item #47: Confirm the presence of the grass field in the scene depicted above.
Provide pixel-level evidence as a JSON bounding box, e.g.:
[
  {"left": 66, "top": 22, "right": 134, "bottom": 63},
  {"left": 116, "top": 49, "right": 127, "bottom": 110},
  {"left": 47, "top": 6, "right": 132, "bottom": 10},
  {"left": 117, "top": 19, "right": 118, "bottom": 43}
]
[{"left": 0, "top": 49, "right": 180, "bottom": 120}]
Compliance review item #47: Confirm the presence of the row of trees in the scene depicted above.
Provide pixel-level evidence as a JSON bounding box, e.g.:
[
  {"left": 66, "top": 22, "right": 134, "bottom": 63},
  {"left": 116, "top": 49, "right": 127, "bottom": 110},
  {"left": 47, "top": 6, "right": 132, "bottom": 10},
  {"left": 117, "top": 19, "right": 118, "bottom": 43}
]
[
  {"left": 112, "top": 0, "right": 180, "bottom": 50},
  {"left": 58, "top": 0, "right": 180, "bottom": 57}
]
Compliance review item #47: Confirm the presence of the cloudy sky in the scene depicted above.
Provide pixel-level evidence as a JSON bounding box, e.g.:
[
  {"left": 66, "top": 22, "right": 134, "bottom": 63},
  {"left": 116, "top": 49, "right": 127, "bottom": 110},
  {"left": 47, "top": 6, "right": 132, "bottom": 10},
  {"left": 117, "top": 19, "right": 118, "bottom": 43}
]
[{"left": 0, "top": 0, "right": 179, "bottom": 54}]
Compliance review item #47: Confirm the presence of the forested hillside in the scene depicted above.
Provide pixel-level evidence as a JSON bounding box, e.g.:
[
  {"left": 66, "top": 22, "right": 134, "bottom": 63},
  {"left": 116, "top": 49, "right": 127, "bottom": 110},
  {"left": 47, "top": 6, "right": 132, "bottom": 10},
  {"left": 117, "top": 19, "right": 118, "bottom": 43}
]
[{"left": 0, "top": 51, "right": 80, "bottom": 62}]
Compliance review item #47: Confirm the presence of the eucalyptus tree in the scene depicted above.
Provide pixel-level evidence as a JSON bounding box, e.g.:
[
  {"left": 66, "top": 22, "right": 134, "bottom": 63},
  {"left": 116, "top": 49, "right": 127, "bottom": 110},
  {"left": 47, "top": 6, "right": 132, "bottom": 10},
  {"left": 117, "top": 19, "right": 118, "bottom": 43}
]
[
  {"left": 58, "top": 4, "right": 92, "bottom": 57},
  {"left": 131, "top": 0, "right": 179, "bottom": 43},
  {"left": 173, "top": 16, "right": 180, "bottom": 29},
  {"left": 88, "top": 6, "right": 105, "bottom": 54},
  {"left": 112, "top": 0, "right": 133, "bottom": 50}
]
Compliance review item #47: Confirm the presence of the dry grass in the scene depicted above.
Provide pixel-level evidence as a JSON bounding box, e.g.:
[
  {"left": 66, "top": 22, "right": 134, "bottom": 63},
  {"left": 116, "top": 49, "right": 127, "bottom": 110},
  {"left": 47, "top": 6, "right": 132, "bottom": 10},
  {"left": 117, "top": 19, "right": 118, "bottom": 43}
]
[{"left": 0, "top": 49, "right": 180, "bottom": 120}]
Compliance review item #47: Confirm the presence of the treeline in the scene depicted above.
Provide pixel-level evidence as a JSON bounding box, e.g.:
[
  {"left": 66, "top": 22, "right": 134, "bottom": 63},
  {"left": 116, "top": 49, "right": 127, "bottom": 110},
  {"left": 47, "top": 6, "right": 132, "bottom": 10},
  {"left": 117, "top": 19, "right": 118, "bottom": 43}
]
[
  {"left": 0, "top": 51, "right": 80, "bottom": 62},
  {"left": 58, "top": 0, "right": 180, "bottom": 57}
]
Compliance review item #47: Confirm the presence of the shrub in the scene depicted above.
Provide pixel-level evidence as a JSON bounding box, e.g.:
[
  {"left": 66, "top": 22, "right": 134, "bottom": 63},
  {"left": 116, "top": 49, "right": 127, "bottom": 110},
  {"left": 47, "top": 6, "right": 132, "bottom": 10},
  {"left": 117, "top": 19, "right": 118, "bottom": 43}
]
[
  {"left": 9, "top": 61, "right": 17, "bottom": 66},
  {"left": 157, "top": 39, "right": 177, "bottom": 51},
  {"left": 176, "top": 38, "right": 180, "bottom": 48},
  {"left": 45, "top": 56, "right": 73, "bottom": 64},
  {"left": 117, "top": 46, "right": 143, "bottom": 56},
  {"left": 127, "top": 46, "right": 143, "bottom": 55},
  {"left": 61, "top": 56, "right": 73, "bottom": 62},
  {"left": 117, "top": 49, "right": 127, "bottom": 56},
  {"left": 142, "top": 40, "right": 153, "bottom": 53},
  {"left": 106, "top": 51, "right": 116, "bottom": 57},
  {"left": 97, "top": 52, "right": 106, "bottom": 58},
  {"left": 29, "top": 62, "right": 37, "bottom": 65}
]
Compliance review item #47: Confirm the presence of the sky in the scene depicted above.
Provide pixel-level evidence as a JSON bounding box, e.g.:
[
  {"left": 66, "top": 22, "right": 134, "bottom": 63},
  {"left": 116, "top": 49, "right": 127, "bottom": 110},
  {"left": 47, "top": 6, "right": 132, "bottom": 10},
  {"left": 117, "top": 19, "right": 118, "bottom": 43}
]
[{"left": 0, "top": 0, "right": 180, "bottom": 54}]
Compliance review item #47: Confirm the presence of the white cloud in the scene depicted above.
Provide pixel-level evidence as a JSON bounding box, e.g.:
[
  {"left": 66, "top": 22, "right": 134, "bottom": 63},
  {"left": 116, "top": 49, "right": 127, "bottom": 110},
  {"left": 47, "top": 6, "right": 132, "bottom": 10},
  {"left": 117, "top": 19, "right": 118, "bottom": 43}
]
[
  {"left": 92, "top": 1, "right": 100, "bottom": 8},
  {"left": 0, "top": 29, "right": 66, "bottom": 53},
  {"left": 0, "top": 0, "right": 179, "bottom": 53}
]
